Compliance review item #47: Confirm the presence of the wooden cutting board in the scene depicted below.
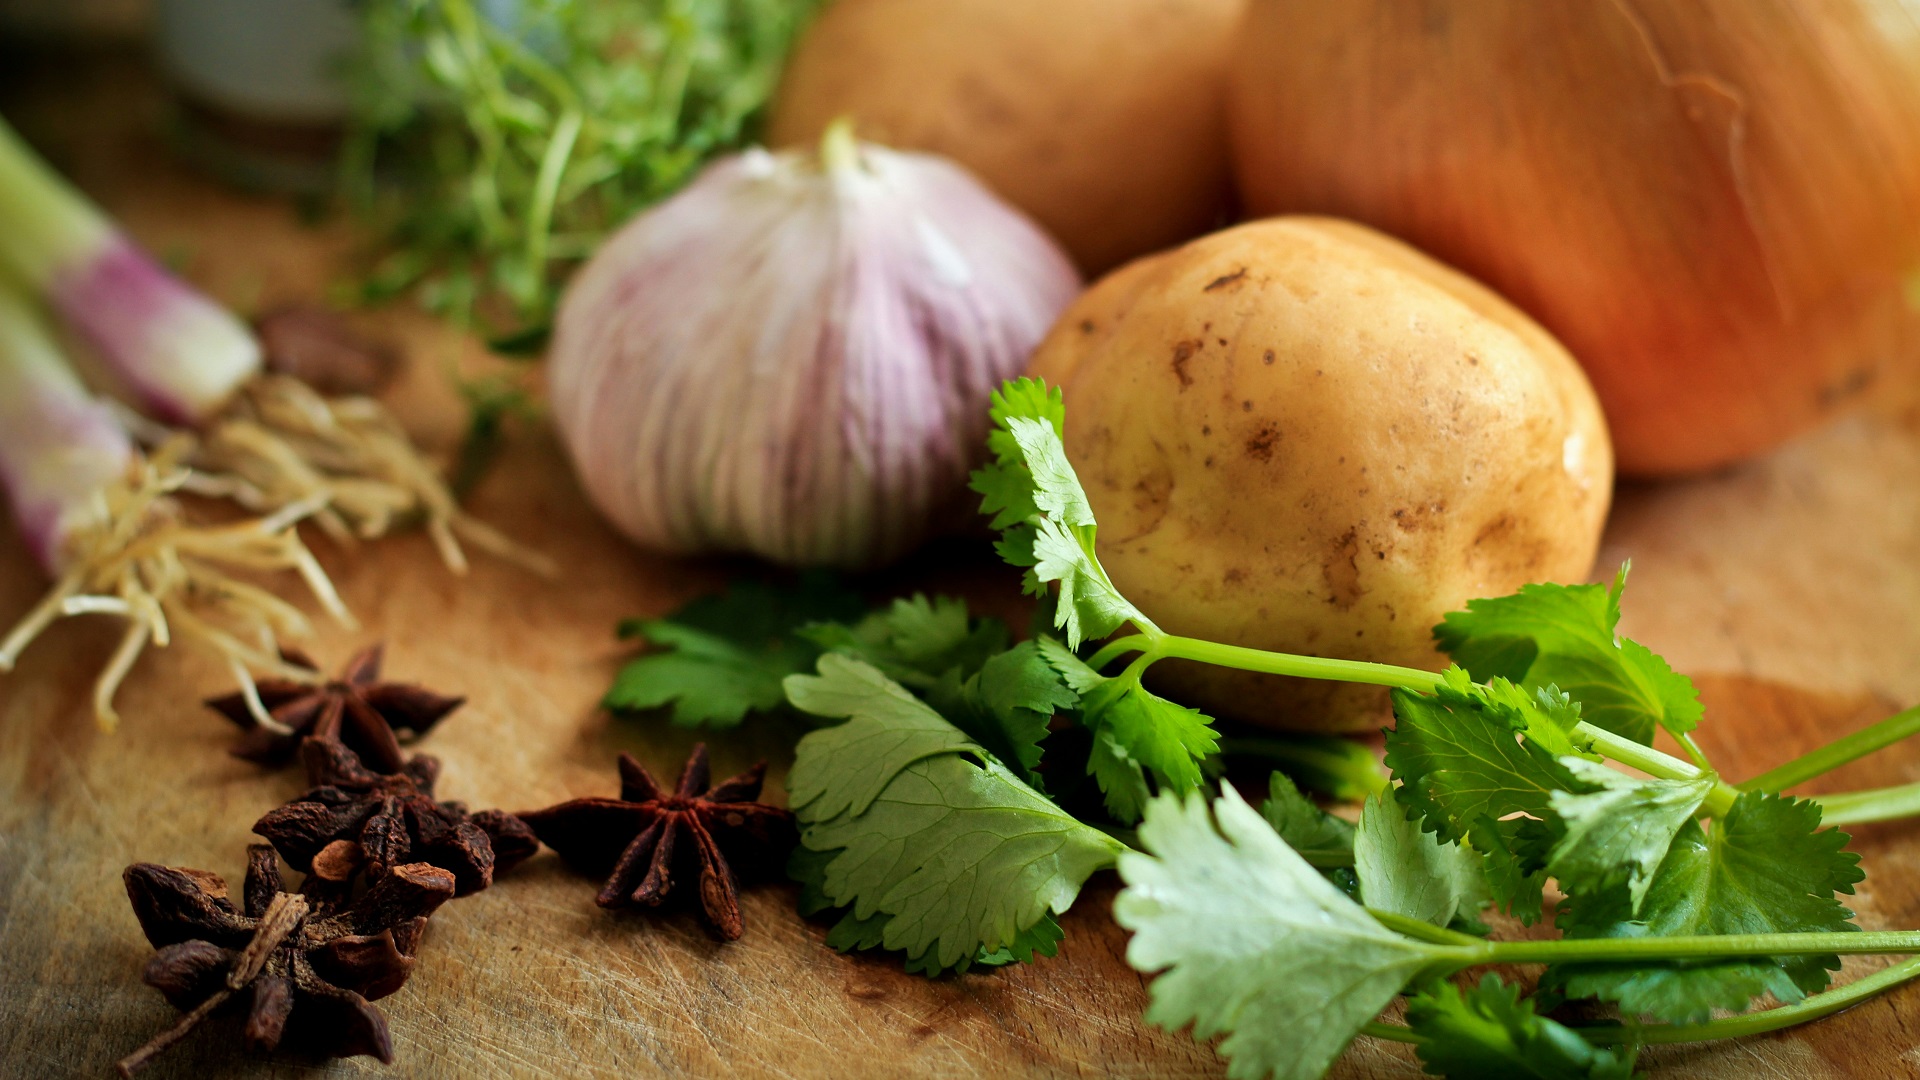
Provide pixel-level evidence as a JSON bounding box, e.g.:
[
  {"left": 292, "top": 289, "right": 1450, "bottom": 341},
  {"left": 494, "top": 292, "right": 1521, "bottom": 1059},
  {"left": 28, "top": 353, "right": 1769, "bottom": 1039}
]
[{"left": 5, "top": 46, "right": 1920, "bottom": 1080}]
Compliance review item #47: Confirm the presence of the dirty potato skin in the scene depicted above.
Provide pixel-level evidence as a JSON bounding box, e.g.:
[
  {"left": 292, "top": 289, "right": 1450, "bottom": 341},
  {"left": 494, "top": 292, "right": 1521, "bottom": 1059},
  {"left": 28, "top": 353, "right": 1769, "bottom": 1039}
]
[
  {"left": 1028, "top": 217, "right": 1613, "bottom": 731},
  {"left": 768, "top": 0, "right": 1244, "bottom": 276}
]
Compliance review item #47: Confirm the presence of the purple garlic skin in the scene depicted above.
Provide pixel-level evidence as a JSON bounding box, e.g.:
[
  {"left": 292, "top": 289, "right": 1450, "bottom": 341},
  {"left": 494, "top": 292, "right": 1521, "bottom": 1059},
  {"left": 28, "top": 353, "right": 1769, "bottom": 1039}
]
[{"left": 547, "top": 139, "right": 1082, "bottom": 569}]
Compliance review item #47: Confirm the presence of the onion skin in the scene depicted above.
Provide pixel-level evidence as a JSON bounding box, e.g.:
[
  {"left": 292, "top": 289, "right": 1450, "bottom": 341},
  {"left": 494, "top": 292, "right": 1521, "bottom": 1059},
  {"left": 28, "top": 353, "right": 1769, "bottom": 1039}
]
[
  {"left": 769, "top": 0, "right": 1245, "bottom": 276},
  {"left": 547, "top": 140, "right": 1080, "bottom": 569},
  {"left": 1229, "top": 0, "right": 1920, "bottom": 476}
]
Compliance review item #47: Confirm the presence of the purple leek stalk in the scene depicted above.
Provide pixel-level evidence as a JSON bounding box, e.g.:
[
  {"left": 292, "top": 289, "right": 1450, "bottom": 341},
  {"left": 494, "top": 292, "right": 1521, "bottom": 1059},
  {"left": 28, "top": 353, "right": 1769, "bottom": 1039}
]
[
  {"left": 0, "top": 287, "right": 346, "bottom": 728},
  {"left": 0, "top": 113, "right": 258, "bottom": 425}
]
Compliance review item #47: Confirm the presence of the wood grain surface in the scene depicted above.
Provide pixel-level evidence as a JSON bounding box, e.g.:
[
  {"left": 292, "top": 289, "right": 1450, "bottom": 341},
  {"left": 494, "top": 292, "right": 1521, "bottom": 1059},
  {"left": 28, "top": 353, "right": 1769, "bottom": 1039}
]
[{"left": 5, "top": 46, "right": 1920, "bottom": 1080}]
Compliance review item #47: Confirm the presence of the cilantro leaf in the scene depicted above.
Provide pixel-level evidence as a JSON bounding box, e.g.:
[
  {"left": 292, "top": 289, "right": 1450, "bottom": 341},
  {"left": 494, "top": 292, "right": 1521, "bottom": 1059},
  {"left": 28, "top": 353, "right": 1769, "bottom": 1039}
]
[
  {"left": 1386, "top": 669, "right": 1586, "bottom": 921},
  {"left": 1406, "top": 975, "right": 1640, "bottom": 1080},
  {"left": 1547, "top": 792, "right": 1864, "bottom": 1022},
  {"left": 785, "top": 655, "right": 1124, "bottom": 971},
  {"left": 1035, "top": 628, "right": 1218, "bottom": 822},
  {"left": 1355, "top": 792, "right": 1491, "bottom": 930},
  {"left": 605, "top": 574, "right": 866, "bottom": 727},
  {"left": 1261, "top": 772, "right": 1356, "bottom": 869},
  {"left": 1385, "top": 669, "right": 1582, "bottom": 846},
  {"left": 1116, "top": 785, "right": 1444, "bottom": 1080},
  {"left": 1085, "top": 678, "right": 1218, "bottom": 795},
  {"left": 784, "top": 655, "right": 981, "bottom": 818},
  {"left": 800, "top": 593, "right": 1008, "bottom": 688},
  {"left": 1435, "top": 566, "right": 1703, "bottom": 744},
  {"left": 970, "top": 379, "right": 1147, "bottom": 648},
  {"left": 1546, "top": 758, "right": 1714, "bottom": 913},
  {"left": 925, "top": 640, "right": 1076, "bottom": 788},
  {"left": 791, "top": 845, "right": 1064, "bottom": 976},
  {"left": 1086, "top": 730, "right": 1155, "bottom": 823}
]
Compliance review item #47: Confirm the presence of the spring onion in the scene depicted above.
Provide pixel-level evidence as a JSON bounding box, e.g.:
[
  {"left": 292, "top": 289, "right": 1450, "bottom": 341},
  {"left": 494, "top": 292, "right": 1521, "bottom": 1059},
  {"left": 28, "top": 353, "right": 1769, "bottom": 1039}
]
[
  {"left": 0, "top": 286, "right": 346, "bottom": 728},
  {"left": 0, "top": 112, "right": 549, "bottom": 577},
  {"left": 0, "top": 113, "right": 258, "bottom": 425}
]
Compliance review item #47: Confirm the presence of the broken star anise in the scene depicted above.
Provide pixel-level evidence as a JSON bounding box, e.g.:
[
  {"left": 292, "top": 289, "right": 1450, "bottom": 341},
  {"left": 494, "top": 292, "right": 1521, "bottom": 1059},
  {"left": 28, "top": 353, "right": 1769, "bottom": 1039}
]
[
  {"left": 517, "top": 744, "right": 795, "bottom": 941},
  {"left": 117, "top": 844, "right": 455, "bottom": 1076},
  {"left": 205, "top": 644, "right": 463, "bottom": 773},
  {"left": 252, "top": 739, "right": 537, "bottom": 898}
]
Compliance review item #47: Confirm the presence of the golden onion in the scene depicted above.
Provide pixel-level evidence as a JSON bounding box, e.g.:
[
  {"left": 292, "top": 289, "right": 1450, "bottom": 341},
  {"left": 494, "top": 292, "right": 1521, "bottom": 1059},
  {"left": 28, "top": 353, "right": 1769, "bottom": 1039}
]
[{"left": 1229, "top": 0, "right": 1920, "bottom": 475}]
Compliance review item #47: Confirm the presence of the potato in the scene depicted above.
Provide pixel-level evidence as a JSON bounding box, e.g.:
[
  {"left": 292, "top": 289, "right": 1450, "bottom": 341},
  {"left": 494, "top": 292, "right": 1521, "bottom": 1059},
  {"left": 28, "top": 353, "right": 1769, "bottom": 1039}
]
[
  {"left": 1028, "top": 217, "right": 1613, "bottom": 731},
  {"left": 767, "top": 0, "right": 1244, "bottom": 276}
]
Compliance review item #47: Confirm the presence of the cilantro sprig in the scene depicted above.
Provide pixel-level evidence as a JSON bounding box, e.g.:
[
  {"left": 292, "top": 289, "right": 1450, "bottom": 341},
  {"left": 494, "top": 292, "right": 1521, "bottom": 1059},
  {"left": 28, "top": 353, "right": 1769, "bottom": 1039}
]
[{"left": 602, "top": 377, "right": 1920, "bottom": 1078}]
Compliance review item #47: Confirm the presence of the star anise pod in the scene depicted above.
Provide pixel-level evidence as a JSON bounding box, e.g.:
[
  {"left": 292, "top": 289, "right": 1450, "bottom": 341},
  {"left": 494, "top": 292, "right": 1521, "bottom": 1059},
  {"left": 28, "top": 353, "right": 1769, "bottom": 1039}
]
[
  {"left": 517, "top": 744, "right": 795, "bottom": 940},
  {"left": 252, "top": 739, "right": 537, "bottom": 898},
  {"left": 205, "top": 644, "right": 463, "bottom": 773},
  {"left": 116, "top": 844, "right": 455, "bottom": 1076}
]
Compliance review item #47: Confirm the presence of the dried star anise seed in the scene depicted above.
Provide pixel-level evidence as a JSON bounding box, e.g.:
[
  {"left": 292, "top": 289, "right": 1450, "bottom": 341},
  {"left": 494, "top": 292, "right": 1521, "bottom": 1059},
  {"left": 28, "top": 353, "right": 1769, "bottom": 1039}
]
[
  {"left": 205, "top": 644, "right": 464, "bottom": 773},
  {"left": 252, "top": 739, "right": 533, "bottom": 898},
  {"left": 117, "top": 844, "right": 455, "bottom": 1076},
  {"left": 517, "top": 744, "right": 795, "bottom": 941}
]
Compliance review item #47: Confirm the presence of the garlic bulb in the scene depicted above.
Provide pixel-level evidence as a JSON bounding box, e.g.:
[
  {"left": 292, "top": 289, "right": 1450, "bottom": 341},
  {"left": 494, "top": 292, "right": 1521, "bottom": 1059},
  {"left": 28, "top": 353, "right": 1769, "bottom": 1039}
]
[{"left": 548, "top": 123, "right": 1081, "bottom": 567}]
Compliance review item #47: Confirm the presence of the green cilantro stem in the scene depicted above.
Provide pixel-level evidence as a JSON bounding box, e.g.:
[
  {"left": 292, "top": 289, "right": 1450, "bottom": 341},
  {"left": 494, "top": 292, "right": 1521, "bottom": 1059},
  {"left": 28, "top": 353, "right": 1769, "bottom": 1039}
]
[
  {"left": 1114, "top": 629, "right": 1747, "bottom": 815},
  {"left": 1366, "top": 909, "right": 1487, "bottom": 948},
  {"left": 1154, "top": 634, "right": 1449, "bottom": 691},
  {"left": 1813, "top": 781, "right": 1920, "bottom": 826},
  {"left": 1364, "top": 956, "right": 1920, "bottom": 1048},
  {"left": 1084, "top": 634, "right": 1152, "bottom": 673},
  {"left": 1477, "top": 930, "right": 1920, "bottom": 966},
  {"left": 1587, "top": 955, "right": 1920, "bottom": 1045},
  {"left": 1740, "top": 703, "right": 1920, "bottom": 794},
  {"left": 1369, "top": 913, "right": 1920, "bottom": 972},
  {"left": 1573, "top": 724, "right": 1740, "bottom": 816}
]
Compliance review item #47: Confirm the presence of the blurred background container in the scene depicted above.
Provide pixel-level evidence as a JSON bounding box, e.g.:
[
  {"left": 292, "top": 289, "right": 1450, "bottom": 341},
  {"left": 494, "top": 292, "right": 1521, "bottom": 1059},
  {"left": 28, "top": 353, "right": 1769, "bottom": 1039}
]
[{"left": 1, "top": 0, "right": 357, "bottom": 192}]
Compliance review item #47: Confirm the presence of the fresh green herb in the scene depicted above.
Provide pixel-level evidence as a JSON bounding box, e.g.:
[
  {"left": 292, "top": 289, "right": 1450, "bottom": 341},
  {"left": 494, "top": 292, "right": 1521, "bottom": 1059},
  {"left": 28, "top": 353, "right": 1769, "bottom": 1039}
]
[
  {"left": 1353, "top": 791, "right": 1491, "bottom": 932},
  {"left": 799, "top": 593, "right": 1008, "bottom": 691},
  {"left": 784, "top": 654, "right": 1124, "bottom": 973},
  {"left": 1434, "top": 568, "right": 1703, "bottom": 748},
  {"left": 1258, "top": 772, "right": 1355, "bottom": 870},
  {"left": 922, "top": 640, "right": 1072, "bottom": 790},
  {"left": 1404, "top": 976, "right": 1639, "bottom": 1080},
  {"left": 1218, "top": 733, "right": 1390, "bottom": 802},
  {"left": 592, "top": 376, "right": 1920, "bottom": 1079},
  {"left": 606, "top": 583, "right": 1021, "bottom": 729},
  {"left": 1115, "top": 787, "right": 1446, "bottom": 1080},
  {"left": 1545, "top": 791, "right": 1864, "bottom": 1023},
  {"left": 1544, "top": 757, "right": 1715, "bottom": 914},
  {"left": 604, "top": 573, "right": 865, "bottom": 727},
  {"left": 343, "top": 0, "right": 819, "bottom": 332}
]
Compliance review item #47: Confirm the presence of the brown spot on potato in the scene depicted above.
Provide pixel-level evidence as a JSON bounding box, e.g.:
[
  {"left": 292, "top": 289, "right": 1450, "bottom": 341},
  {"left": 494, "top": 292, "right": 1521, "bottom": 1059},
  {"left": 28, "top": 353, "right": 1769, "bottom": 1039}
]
[
  {"left": 1079, "top": 319, "right": 1096, "bottom": 334},
  {"left": 1245, "top": 423, "right": 1280, "bottom": 462},
  {"left": 1391, "top": 502, "right": 1447, "bottom": 532},
  {"left": 1262, "top": 350, "right": 1276, "bottom": 365},
  {"left": 1223, "top": 567, "right": 1248, "bottom": 585},
  {"left": 1203, "top": 267, "right": 1249, "bottom": 292},
  {"left": 1323, "top": 529, "right": 1363, "bottom": 611},
  {"left": 1171, "top": 339, "right": 1202, "bottom": 388},
  {"left": 1473, "top": 514, "right": 1516, "bottom": 548}
]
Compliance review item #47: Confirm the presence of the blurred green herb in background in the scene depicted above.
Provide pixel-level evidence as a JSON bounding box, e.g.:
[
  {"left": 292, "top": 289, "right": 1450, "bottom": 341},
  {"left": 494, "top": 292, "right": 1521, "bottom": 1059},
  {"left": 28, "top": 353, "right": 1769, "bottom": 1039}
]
[{"left": 342, "top": 0, "right": 819, "bottom": 344}]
